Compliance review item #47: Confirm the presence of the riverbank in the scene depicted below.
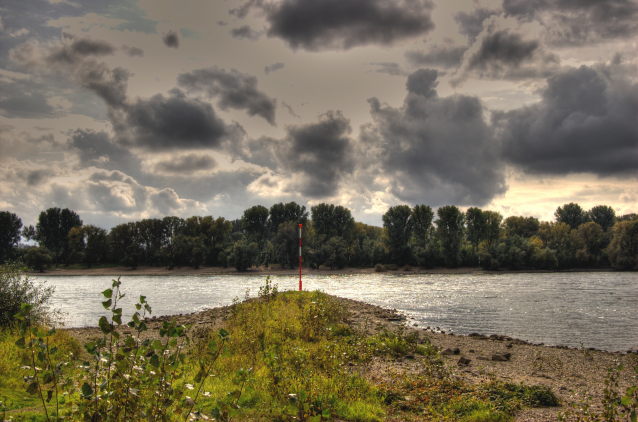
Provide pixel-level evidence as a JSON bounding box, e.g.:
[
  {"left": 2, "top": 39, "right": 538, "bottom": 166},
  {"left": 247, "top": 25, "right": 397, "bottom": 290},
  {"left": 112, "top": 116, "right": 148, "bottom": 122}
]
[
  {"left": 63, "top": 295, "right": 637, "bottom": 422},
  {"left": 30, "top": 264, "right": 620, "bottom": 277}
]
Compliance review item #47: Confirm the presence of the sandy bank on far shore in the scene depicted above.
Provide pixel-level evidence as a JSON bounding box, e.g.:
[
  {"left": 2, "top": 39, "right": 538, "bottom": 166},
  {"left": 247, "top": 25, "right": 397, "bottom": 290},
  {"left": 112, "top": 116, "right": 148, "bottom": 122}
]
[{"left": 30, "top": 265, "right": 619, "bottom": 277}]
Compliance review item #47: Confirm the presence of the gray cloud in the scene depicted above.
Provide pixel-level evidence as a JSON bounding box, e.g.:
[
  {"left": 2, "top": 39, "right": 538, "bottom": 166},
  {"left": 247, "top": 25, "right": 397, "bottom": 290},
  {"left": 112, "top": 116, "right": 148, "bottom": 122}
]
[
  {"left": 498, "top": 64, "right": 638, "bottom": 175},
  {"left": 155, "top": 154, "right": 216, "bottom": 174},
  {"left": 455, "top": 8, "right": 498, "bottom": 41},
  {"left": 369, "top": 62, "right": 406, "bottom": 76},
  {"left": 361, "top": 69, "right": 506, "bottom": 206},
  {"left": 122, "top": 45, "right": 144, "bottom": 57},
  {"left": 454, "top": 29, "right": 560, "bottom": 82},
  {"left": 177, "top": 67, "right": 276, "bottom": 124},
  {"left": 0, "top": 78, "right": 56, "bottom": 118},
  {"left": 239, "top": 0, "right": 434, "bottom": 51},
  {"left": 406, "top": 44, "right": 466, "bottom": 68},
  {"left": 230, "top": 25, "right": 261, "bottom": 40},
  {"left": 26, "top": 169, "right": 52, "bottom": 186},
  {"left": 503, "top": 0, "right": 638, "bottom": 45},
  {"left": 264, "top": 62, "right": 285, "bottom": 74},
  {"left": 112, "top": 89, "right": 233, "bottom": 150},
  {"left": 282, "top": 111, "right": 354, "bottom": 197},
  {"left": 162, "top": 31, "right": 179, "bottom": 48},
  {"left": 47, "top": 38, "right": 116, "bottom": 64},
  {"left": 468, "top": 30, "right": 539, "bottom": 70}
]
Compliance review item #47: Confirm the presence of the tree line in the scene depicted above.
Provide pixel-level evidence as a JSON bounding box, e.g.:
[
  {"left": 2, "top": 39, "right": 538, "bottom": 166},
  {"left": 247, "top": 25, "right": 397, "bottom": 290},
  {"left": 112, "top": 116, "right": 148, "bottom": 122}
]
[{"left": 0, "top": 202, "right": 637, "bottom": 272}]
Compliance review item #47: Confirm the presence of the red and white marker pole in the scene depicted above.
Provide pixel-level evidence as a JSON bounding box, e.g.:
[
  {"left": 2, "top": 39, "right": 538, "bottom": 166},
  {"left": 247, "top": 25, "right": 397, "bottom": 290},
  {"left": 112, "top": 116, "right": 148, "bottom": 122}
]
[{"left": 298, "top": 223, "right": 303, "bottom": 291}]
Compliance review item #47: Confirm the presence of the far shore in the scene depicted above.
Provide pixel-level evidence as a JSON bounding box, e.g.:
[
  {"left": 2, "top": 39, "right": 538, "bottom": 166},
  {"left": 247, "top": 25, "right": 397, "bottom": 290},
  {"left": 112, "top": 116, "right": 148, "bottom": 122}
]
[{"left": 29, "top": 265, "right": 623, "bottom": 277}]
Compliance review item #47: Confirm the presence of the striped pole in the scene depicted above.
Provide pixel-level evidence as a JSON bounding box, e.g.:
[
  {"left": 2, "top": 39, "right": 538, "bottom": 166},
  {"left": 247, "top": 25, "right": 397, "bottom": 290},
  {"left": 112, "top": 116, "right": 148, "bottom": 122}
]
[{"left": 298, "top": 223, "right": 303, "bottom": 291}]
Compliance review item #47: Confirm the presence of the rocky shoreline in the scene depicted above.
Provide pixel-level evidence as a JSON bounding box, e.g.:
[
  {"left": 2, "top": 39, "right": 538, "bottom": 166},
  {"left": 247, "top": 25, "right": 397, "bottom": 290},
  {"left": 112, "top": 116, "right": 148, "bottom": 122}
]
[{"left": 63, "top": 295, "right": 637, "bottom": 422}]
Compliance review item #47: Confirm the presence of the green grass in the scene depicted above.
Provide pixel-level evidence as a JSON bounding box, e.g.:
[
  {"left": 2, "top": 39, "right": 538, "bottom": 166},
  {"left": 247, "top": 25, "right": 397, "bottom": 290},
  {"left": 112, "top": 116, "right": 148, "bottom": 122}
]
[{"left": 1, "top": 281, "right": 561, "bottom": 421}]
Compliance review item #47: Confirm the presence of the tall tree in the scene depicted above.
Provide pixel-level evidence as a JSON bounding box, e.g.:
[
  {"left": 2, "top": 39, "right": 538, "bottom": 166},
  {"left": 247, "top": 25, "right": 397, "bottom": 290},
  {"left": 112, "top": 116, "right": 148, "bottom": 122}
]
[
  {"left": 503, "top": 216, "right": 539, "bottom": 238},
  {"left": 0, "top": 211, "right": 22, "bottom": 263},
  {"left": 606, "top": 220, "right": 638, "bottom": 269},
  {"left": 383, "top": 205, "right": 413, "bottom": 266},
  {"left": 36, "top": 208, "right": 82, "bottom": 264},
  {"left": 555, "top": 202, "right": 588, "bottom": 229},
  {"left": 269, "top": 202, "right": 308, "bottom": 233},
  {"left": 311, "top": 203, "right": 355, "bottom": 240},
  {"left": 589, "top": 205, "right": 616, "bottom": 231},
  {"left": 435, "top": 206, "right": 464, "bottom": 267},
  {"left": 241, "top": 205, "right": 269, "bottom": 245},
  {"left": 482, "top": 211, "right": 503, "bottom": 246},
  {"left": 465, "top": 207, "right": 486, "bottom": 249},
  {"left": 411, "top": 205, "right": 434, "bottom": 248}
]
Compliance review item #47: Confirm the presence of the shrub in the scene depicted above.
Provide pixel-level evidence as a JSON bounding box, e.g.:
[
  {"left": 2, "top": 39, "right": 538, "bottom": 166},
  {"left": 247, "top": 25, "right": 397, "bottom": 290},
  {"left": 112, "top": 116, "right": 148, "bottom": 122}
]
[
  {"left": 0, "top": 263, "right": 54, "bottom": 327},
  {"left": 22, "top": 247, "right": 53, "bottom": 272}
]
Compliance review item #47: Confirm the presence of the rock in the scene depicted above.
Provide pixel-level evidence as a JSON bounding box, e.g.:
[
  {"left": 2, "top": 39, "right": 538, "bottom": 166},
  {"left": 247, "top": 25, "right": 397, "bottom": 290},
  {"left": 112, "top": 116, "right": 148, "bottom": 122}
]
[
  {"left": 457, "top": 357, "right": 471, "bottom": 366},
  {"left": 491, "top": 352, "right": 512, "bottom": 362},
  {"left": 469, "top": 349, "right": 475, "bottom": 353},
  {"left": 442, "top": 347, "right": 460, "bottom": 355},
  {"left": 506, "top": 343, "right": 513, "bottom": 349}
]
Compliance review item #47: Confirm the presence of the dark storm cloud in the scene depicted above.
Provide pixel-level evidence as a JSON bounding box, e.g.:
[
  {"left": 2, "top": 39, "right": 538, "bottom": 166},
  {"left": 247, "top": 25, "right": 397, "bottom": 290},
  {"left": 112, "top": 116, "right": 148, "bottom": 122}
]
[
  {"left": 177, "top": 67, "right": 276, "bottom": 124},
  {"left": 468, "top": 30, "right": 539, "bottom": 70},
  {"left": 155, "top": 154, "right": 216, "bottom": 174},
  {"left": 264, "top": 62, "right": 285, "bottom": 74},
  {"left": 498, "top": 64, "right": 638, "bottom": 175},
  {"left": 162, "top": 31, "right": 179, "bottom": 48},
  {"left": 281, "top": 112, "right": 354, "bottom": 197},
  {"left": 503, "top": 0, "right": 638, "bottom": 45},
  {"left": 455, "top": 8, "right": 498, "bottom": 41},
  {"left": 361, "top": 69, "right": 505, "bottom": 206},
  {"left": 238, "top": 0, "right": 434, "bottom": 51},
  {"left": 405, "top": 45, "right": 466, "bottom": 68},
  {"left": 230, "top": 25, "right": 262, "bottom": 40},
  {"left": 111, "top": 89, "right": 231, "bottom": 150}
]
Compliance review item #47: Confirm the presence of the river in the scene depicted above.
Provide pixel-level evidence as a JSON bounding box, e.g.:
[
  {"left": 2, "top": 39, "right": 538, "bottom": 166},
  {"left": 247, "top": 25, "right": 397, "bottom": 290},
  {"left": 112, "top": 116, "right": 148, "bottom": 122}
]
[{"left": 35, "top": 271, "right": 637, "bottom": 352}]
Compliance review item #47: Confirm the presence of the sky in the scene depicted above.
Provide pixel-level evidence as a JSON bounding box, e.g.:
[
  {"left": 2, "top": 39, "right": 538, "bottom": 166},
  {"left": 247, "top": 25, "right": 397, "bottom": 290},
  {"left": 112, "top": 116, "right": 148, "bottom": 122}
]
[{"left": 0, "top": 0, "right": 637, "bottom": 228}]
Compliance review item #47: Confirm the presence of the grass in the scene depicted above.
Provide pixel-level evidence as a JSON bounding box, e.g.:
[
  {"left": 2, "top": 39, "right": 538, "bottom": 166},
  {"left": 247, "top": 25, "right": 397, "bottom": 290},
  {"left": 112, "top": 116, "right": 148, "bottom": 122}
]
[{"left": 1, "top": 278, "right": 562, "bottom": 421}]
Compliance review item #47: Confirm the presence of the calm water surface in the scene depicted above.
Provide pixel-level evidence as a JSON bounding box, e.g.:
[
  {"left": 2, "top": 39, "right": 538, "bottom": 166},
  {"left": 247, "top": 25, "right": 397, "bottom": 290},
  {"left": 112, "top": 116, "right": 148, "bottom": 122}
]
[{"left": 36, "top": 272, "right": 638, "bottom": 352}]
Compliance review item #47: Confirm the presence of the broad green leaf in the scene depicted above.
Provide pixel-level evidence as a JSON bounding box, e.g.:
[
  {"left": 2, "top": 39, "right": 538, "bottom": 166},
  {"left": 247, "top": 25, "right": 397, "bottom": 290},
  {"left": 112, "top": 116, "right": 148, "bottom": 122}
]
[{"left": 102, "top": 288, "right": 113, "bottom": 299}]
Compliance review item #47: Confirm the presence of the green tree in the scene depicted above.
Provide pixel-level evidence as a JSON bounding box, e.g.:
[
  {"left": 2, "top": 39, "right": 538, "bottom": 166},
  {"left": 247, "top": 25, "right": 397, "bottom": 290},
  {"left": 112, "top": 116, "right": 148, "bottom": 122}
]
[
  {"left": 228, "top": 238, "right": 259, "bottom": 271},
  {"left": 503, "top": 216, "right": 539, "bottom": 238},
  {"left": 538, "top": 222, "right": 578, "bottom": 268},
  {"left": 273, "top": 221, "right": 301, "bottom": 268},
  {"left": 35, "top": 207, "right": 82, "bottom": 264},
  {"left": 108, "top": 222, "right": 142, "bottom": 268},
  {"left": 574, "top": 222, "right": 606, "bottom": 266},
  {"left": 588, "top": 205, "right": 616, "bottom": 231},
  {"left": 269, "top": 202, "right": 308, "bottom": 233},
  {"left": 311, "top": 203, "right": 355, "bottom": 240},
  {"left": 465, "top": 207, "right": 486, "bottom": 249},
  {"left": 0, "top": 211, "right": 22, "bottom": 263},
  {"left": 606, "top": 220, "right": 638, "bottom": 269},
  {"left": 382, "top": 205, "right": 413, "bottom": 266},
  {"left": 22, "top": 246, "right": 53, "bottom": 273},
  {"left": 435, "top": 206, "right": 464, "bottom": 267},
  {"left": 555, "top": 202, "right": 588, "bottom": 229},
  {"left": 241, "top": 205, "right": 269, "bottom": 245}
]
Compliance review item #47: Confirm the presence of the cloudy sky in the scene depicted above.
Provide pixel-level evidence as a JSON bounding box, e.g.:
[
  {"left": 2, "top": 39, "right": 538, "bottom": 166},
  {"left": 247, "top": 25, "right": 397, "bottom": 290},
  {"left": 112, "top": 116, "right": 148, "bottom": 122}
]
[{"left": 0, "top": 0, "right": 637, "bottom": 228}]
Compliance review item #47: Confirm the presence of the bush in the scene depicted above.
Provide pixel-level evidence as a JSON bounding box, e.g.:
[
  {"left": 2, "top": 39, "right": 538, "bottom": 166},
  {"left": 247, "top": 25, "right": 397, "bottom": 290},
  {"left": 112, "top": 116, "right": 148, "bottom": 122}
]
[
  {"left": 22, "top": 247, "right": 53, "bottom": 272},
  {"left": 0, "top": 263, "right": 54, "bottom": 327}
]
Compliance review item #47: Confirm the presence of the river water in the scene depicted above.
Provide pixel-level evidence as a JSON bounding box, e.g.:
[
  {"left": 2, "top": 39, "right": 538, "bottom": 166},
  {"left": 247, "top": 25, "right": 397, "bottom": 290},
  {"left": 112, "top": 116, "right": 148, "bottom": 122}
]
[{"left": 35, "top": 272, "right": 637, "bottom": 352}]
